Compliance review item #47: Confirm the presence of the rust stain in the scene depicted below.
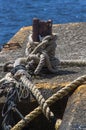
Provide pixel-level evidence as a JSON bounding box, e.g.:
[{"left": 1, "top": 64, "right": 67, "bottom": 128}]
[
  {"left": 2, "top": 26, "right": 32, "bottom": 51},
  {"left": 74, "top": 84, "right": 86, "bottom": 93},
  {"left": 35, "top": 82, "right": 70, "bottom": 89},
  {"left": 20, "top": 26, "right": 32, "bottom": 31},
  {"left": 35, "top": 82, "right": 86, "bottom": 90}
]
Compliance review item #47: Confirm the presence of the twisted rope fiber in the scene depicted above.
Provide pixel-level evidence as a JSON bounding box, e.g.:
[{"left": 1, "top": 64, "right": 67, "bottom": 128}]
[
  {"left": 13, "top": 54, "right": 40, "bottom": 67},
  {"left": 12, "top": 34, "right": 57, "bottom": 76},
  {"left": 20, "top": 74, "right": 54, "bottom": 120},
  {"left": 0, "top": 72, "right": 18, "bottom": 85},
  {"left": 34, "top": 53, "right": 45, "bottom": 75},
  {"left": 11, "top": 75, "right": 86, "bottom": 130},
  {"left": 60, "top": 60, "right": 86, "bottom": 66},
  {"left": 25, "top": 34, "right": 52, "bottom": 56},
  {"left": 43, "top": 51, "right": 58, "bottom": 73},
  {"left": 31, "top": 35, "right": 54, "bottom": 54},
  {"left": 2, "top": 59, "right": 86, "bottom": 76},
  {"left": 12, "top": 67, "right": 55, "bottom": 121},
  {"left": 27, "top": 51, "right": 57, "bottom": 74},
  {"left": 25, "top": 34, "right": 57, "bottom": 73}
]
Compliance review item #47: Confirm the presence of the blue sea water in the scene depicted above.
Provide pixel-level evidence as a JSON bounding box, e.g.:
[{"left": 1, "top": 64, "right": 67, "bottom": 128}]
[{"left": 0, "top": 0, "right": 86, "bottom": 47}]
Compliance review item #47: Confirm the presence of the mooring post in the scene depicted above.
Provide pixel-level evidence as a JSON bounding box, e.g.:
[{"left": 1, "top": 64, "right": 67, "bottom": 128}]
[
  {"left": 32, "top": 18, "right": 52, "bottom": 42},
  {"left": 32, "top": 18, "right": 39, "bottom": 42},
  {"left": 39, "top": 20, "right": 52, "bottom": 37},
  {"left": 47, "top": 20, "right": 52, "bottom": 35}
]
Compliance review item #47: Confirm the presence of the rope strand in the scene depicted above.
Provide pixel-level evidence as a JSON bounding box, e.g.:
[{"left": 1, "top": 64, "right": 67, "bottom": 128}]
[
  {"left": 20, "top": 74, "right": 54, "bottom": 120},
  {"left": 60, "top": 60, "right": 86, "bottom": 66}
]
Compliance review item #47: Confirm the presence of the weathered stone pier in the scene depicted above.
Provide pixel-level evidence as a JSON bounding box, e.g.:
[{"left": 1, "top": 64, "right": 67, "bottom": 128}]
[{"left": 0, "top": 22, "right": 86, "bottom": 130}]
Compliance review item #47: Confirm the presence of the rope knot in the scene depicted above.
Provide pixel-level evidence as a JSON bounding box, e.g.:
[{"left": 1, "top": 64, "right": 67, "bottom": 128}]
[
  {"left": 11, "top": 65, "right": 26, "bottom": 75},
  {"left": 11, "top": 65, "right": 30, "bottom": 80}
]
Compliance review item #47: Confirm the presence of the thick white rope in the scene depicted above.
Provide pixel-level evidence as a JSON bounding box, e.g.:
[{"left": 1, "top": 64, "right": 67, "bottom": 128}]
[
  {"left": 60, "top": 60, "right": 86, "bottom": 66},
  {"left": 20, "top": 74, "right": 54, "bottom": 120},
  {"left": 34, "top": 53, "right": 45, "bottom": 75}
]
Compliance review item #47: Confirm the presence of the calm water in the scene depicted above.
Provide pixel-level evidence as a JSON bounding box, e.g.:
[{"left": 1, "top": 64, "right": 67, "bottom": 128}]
[{"left": 0, "top": 0, "right": 86, "bottom": 47}]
